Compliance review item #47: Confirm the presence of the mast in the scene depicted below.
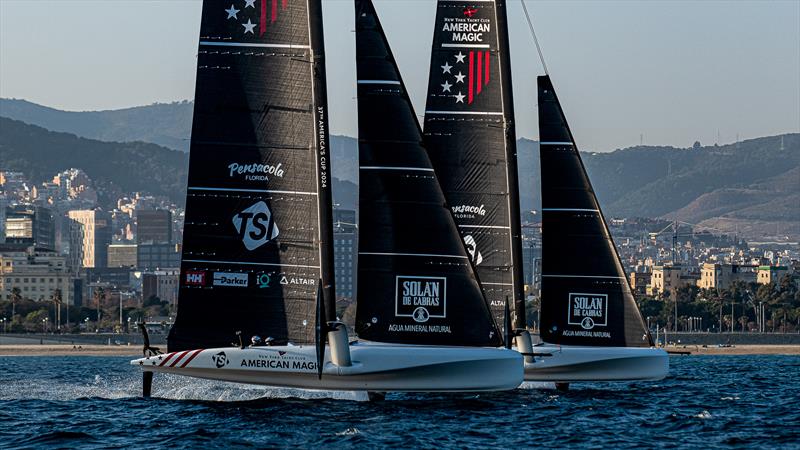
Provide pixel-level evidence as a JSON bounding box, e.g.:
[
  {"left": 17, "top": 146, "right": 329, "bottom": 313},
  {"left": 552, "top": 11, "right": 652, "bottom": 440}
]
[
  {"left": 168, "top": 0, "right": 335, "bottom": 351},
  {"left": 307, "top": 0, "right": 336, "bottom": 323},
  {"left": 422, "top": 0, "right": 525, "bottom": 330},
  {"left": 354, "top": 0, "right": 502, "bottom": 348},
  {"left": 538, "top": 75, "right": 652, "bottom": 347}
]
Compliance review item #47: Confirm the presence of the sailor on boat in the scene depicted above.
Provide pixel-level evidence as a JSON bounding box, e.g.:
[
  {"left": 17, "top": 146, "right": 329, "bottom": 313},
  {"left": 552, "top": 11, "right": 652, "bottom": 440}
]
[{"left": 131, "top": 0, "right": 522, "bottom": 396}]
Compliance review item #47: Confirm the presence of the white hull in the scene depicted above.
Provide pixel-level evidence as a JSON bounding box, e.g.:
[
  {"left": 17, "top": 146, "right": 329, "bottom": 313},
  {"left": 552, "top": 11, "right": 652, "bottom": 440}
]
[
  {"left": 132, "top": 341, "right": 523, "bottom": 392},
  {"left": 523, "top": 344, "right": 669, "bottom": 382}
]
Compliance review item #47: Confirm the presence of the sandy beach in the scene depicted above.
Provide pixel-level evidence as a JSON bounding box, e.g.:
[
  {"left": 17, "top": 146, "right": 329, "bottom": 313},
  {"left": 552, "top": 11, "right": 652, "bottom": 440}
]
[
  {"left": 0, "top": 344, "right": 143, "bottom": 357},
  {"left": 663, "top": 345, "right": 800, "bottom": 355},
  {"left": 1, "top": 344, "right": 799, "bottom": 357}
]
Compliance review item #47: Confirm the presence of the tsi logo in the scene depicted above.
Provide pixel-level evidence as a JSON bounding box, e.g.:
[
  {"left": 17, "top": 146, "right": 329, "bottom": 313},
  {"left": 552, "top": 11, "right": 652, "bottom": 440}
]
[
  {"left": 211, "top": 351, "right": 229, "bottom": 368},
  {"left": 395, "top": 276, "right": 447, "bottom": 323},
  {"left": 232, "top": 201, "right": 279, "bottom": 250},
  {"left": 567, "top": 293, "right": 608, "bottom": 330},
  {"left": 213, "top": 272, "right": 249, "bottom": 288}
]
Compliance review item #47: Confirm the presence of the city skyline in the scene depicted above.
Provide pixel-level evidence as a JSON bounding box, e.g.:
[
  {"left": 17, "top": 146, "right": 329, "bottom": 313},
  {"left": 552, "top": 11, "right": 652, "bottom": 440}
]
[{"left": 0, "top": 0, "right": 797, "bottom": 152}]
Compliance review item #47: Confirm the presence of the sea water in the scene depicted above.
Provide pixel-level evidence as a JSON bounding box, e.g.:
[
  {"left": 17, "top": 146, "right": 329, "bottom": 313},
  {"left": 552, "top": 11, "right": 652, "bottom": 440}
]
[{"left": 0, "top": 355, "right": 798, "bottom": 448}]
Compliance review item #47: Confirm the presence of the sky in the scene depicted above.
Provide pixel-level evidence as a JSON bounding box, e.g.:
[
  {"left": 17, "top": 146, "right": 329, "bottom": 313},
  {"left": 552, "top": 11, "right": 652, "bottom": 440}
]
[{"left": 0, "top": 0, "right": 798, "bottom": 152}]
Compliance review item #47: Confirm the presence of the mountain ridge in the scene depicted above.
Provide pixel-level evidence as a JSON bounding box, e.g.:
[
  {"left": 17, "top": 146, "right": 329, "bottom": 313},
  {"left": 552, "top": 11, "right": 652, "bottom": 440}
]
[{"left": 1, "top": 99, "right": 797, "bottom": 239}]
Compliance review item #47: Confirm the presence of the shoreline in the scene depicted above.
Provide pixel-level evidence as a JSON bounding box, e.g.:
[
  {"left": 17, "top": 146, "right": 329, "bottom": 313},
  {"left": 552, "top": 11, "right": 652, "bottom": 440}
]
[
  {"left": 663, "top": 344, "right": 800, "bottom": 355},
  {"left": 0, "top": 344, "right": 799, "bottom": 357},
  {"left": 0, "top": 344, "right": 142, "bottom": 357}
]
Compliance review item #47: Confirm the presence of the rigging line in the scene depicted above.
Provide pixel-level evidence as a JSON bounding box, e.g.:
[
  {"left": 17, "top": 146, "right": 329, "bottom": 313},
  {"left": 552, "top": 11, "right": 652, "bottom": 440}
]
[{"left": 520, "top": 0, "right": 549, "bottom": 76}]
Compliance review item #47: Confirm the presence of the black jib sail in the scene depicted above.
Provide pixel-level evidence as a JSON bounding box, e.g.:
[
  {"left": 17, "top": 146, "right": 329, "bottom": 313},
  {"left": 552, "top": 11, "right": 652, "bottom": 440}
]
[
  {"left": 168, "top": 0, "right": 335, "bottom": 351},
  {"left": 538, "top": 75, "right": 651, "bottom": 347},
  {"left": 353, "top": 0, "right": 502, "bottom": 347},
  {"left": 422, "top": 0, "right": 526, "bottom": 330}
]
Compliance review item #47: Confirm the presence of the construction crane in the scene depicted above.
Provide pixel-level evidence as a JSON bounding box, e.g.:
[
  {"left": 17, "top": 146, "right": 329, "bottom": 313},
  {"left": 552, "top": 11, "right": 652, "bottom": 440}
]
[{"left": 648, "top": 220, "right": 730, "bottom": 264}]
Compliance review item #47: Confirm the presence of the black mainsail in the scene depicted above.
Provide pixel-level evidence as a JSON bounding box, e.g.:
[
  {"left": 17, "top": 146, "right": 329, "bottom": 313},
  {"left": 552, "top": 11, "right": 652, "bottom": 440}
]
[
  {"left": 168, "top": 0, "right": 335, "bottom": 351},
  {"left": 538, "top": 75, "right": 651, "bottom": 347},
  {"left": 422, "top": 0, "right": 526, "bottom": 330},
  {"left": 354, "top": 0, "right": 502, "bottom": 347}
]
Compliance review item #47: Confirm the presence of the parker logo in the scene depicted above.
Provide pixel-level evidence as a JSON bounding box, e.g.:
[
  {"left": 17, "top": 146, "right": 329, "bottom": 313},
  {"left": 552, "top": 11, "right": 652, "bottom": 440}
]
[
  {"left": 212, "top": 351, "right": 229, "bottom": 368},
  {"left": 395, "top": 276, "right": 447, "bottom": 323},
  {"left": 463, "top": 235, "right": 483, "bottom": 265},
  {"left": 567, "top": 293, "right": 608, "bottom": 330},
  {"left": 213, "top": 272, "right": 249, "bottom": 288},
  {"left": 184, "top": 271, "right": 206, "bottom": 286},
  {"left": 232, "top": 201, "right": 279, "bottom": 251}
]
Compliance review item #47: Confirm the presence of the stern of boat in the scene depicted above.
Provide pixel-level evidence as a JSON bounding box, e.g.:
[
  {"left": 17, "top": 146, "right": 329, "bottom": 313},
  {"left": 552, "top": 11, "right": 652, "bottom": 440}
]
[{"left": 523, "top": 345, "right": 668, "bottom": 382}]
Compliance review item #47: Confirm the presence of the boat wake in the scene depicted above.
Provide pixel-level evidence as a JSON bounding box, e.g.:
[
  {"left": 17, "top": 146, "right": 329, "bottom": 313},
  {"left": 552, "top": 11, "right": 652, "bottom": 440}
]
[
  {"left": 518, "top": 381, "right": 557, "bottom": 390},
  {"left": 0, "top": 371, "right": 368, "bottom": 402}
]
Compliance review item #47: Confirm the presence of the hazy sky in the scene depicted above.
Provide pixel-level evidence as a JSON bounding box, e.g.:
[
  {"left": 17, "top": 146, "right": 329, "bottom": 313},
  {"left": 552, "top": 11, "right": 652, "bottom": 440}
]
[{"left": 1, "top": 0, "right": 798, "bottom": 152}]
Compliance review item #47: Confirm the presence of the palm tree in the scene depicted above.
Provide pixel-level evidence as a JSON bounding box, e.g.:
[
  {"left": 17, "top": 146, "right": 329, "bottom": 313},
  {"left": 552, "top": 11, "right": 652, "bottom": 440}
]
[
  {"left": 93, "top": 287, "right": 106, "bottom": 331},
  {"left": 51, "top": 289, "right": 63, "bottom": 332},
  {"left": 10, "top": 287, "right": 22, "bottom": 319}
]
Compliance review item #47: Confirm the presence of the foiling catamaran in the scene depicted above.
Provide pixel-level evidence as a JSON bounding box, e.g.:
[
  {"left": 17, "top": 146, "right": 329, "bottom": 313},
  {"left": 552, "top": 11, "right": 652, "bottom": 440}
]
[
  {"left": 131, "top": 0, "right": 522, "bottom": 396},
  {"left": 421, "top": 0, "right": 668, "bottom": 386}
]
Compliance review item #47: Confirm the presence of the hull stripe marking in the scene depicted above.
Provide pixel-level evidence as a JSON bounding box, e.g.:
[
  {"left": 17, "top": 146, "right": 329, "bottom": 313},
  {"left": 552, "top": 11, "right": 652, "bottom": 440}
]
[
  {"left": 180, "top": 349, "right": 204, "bottom": 368},
  {"left": 169, "top": 350, "right": 192, "bottom": 368},
  {"left": 158, "top": 352, "right": 178, "bottom": 367}
]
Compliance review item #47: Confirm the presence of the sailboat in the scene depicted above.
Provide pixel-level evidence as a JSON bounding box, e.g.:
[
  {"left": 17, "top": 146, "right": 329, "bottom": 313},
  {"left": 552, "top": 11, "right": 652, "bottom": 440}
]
[
  {"left": 526, "top": 76, "right": 668, "bottom": 382},
  {"left": 131, "top": 0, "right": 522, "bottom": 395},
  {"left": 422, "top": 0, "right": 668, "bottom": 383}
]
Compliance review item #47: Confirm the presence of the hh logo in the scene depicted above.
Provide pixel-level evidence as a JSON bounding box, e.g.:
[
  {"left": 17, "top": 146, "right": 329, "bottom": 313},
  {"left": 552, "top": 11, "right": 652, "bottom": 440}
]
[
  {"left": 232, "top": 201, "right": 279, "bottom": 251},
  {"left": 395, "top": 276, "right": 447, "bottom": 323},
  {"left": 567, "top": 293, "right": 608, "bottom": 330},
  {"left": 184, "top": 271, "right": 205, "bottom": 286}
]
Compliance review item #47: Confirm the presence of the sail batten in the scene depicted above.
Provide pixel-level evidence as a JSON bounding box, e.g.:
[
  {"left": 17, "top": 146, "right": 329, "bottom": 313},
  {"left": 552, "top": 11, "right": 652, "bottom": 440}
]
[
  {"left": 353, "top": 0, "right": 501, "bottom": 348},
  {"left": 538, "top": 75, "right": 652, "bottom": 347},
  {"left": 168, "top": 0, "right": 334, "bottom": 352}
]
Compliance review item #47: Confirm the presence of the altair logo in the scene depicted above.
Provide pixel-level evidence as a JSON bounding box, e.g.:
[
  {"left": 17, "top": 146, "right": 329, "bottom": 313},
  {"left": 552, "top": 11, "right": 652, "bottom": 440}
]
[{"left": 232, "top": 201, "right": 279, "bottom": 251}]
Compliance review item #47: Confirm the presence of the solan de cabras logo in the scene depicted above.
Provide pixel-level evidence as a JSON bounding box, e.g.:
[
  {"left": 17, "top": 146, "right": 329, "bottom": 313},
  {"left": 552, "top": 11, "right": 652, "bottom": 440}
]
[
  {"left": 395, "top": 276, "right": 447, "bottom": 323},
  {"left": 232, "top": 201, "right": 279, "bottom": 251},
  {"left": 567, "top": 293, "right": 608, "bottom": 330}
]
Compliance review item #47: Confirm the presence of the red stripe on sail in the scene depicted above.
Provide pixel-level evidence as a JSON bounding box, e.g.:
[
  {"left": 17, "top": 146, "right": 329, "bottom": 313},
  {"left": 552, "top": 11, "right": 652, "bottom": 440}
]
[
  {"left": 159, "top": 352, "right": 177, "bottom": 367},
  {"left": 485, "top": 51, "right": 490, "bottom": 85},
  {"left": 260, "top": 0, "right": 267, "bottom": 36},
  {"left": 272, "top": 0, "right": 278, "bottom": 23},
  {"left": 468, "top": 51, "right": 474, "bottom": 104},
  {"left": 169, "top": 350, "right": 192, "bottom": 368},
  {"left": 180, "top": 349, "right": 204, "bottom": 368},
  {"left": 477, "top": 52, "right": 483, "bottom": 95}
]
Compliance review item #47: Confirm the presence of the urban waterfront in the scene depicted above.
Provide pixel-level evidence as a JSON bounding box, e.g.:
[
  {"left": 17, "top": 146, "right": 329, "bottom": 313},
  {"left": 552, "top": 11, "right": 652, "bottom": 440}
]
[{"left": 0, "top": 355, "right": 798, "bottom": 448}]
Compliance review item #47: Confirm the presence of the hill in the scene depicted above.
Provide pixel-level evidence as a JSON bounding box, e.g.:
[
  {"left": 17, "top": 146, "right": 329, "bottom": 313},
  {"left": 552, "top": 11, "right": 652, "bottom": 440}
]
[
  {"left": 0, "top": 98, "right": 193, "bottom": 152},
  {"left": 2, "top": 99, "right": 797, "bottom": 239},
  {"left": 0, "top": 117, "right": 188, "bottom": 206}
]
